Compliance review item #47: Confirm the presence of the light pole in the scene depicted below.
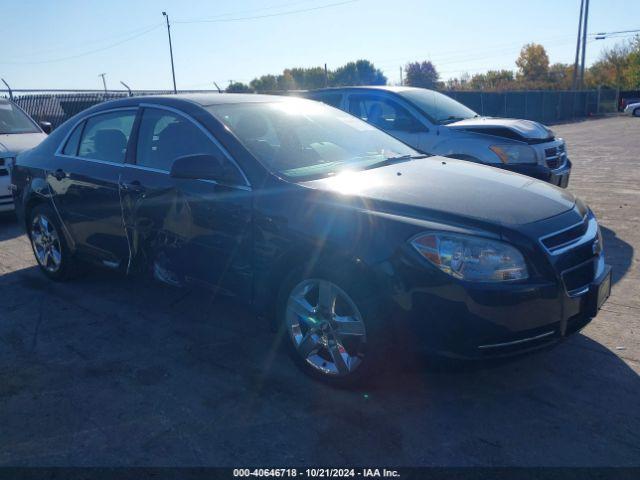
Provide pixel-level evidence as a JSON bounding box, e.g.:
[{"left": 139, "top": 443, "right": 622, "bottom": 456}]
[
  {"left": 162, "top": 11, "right": 177, "bottom": 94},
  {"left": 571, "top": 0, "right": 585, "bottom": 90},
  {"left": 98, "top": 73, "right": 108, "bottom": 93},
  {"left": 579, "top": 0, "right": 590, "bottom": 90}
]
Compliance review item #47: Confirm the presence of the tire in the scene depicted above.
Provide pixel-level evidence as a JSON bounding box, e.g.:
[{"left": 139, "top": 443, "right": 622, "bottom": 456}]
[
  {"left": 634, "top": 108, "right": 640, "bottom": 117},
  {"left": 277, "top": 263, "right": 388, "bottom": 387},
  {"left": 28, "top": 204, "right": 80, "bottom": 281}
]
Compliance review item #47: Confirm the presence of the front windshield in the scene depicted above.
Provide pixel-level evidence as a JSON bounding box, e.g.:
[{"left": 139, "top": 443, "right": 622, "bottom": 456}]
[
  {"left": 0, "top": 101, "right": 40, "bottom": 134},
  {"left": 399, "top": 89, "right": 478, "bottom": 125},
  {"left": 208, "top": 99, "right": 419, "bottom": 180}
]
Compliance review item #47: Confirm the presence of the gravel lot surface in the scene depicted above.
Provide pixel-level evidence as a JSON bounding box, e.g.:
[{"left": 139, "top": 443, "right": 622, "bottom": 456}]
[{"left": 0, "top": 116, "right": 638, "bottom": 466}]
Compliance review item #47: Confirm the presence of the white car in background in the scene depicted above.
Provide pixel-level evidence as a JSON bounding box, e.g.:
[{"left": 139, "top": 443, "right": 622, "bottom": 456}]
[
  {"left": 0, "top": 98, "right": 49, "bottom": 212},
  {"left": 624, "top": 101, "right": 640, "bottom": 117}
]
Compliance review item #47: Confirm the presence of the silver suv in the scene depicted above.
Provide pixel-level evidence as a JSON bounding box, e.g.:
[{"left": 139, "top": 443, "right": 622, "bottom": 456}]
[{"left": 303, "top": 86, "right": 571, "bottom": 188}]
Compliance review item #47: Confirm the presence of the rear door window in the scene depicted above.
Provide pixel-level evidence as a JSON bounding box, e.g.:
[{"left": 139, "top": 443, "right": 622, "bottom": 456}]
[
  {"left": 62, "top": 122, "right": 84, "bottom": 156},
  {"left": 77, "top": 110, "right": 136, "bottom": 163}
]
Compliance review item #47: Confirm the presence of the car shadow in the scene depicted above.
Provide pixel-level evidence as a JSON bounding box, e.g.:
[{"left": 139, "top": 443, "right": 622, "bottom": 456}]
[
  {"left": 0, "top": 265, "right": 638, "bottom": 466},
  {"left": 600, "top": 225, "right": 633, "bottom": 285},
  {"left": 0, "top": 212, "right": 23, "bottom": 242}
]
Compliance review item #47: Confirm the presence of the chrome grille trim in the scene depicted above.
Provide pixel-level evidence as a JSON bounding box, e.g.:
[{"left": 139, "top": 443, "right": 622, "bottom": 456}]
[{"left": 478, "top": 330, "right": 556, "bottom": 350}]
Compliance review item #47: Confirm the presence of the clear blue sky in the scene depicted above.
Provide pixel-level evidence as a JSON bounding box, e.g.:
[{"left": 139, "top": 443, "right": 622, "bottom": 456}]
[{"left": 1, "top": 0, "right": 638, "bottom": 90}]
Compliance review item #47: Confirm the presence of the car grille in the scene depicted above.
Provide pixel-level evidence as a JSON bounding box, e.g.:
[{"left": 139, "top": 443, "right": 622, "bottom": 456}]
[
  {"left": 540, "top": 213, "right": 599, "bottom": 296},
  {"left": 540, "top": 221, "right": 588, "bottom": 252},
  {"left": 562, "top": 259, "right": 595, "bottom": 294},
  {"left": 544, "top": 144, "right": 566, "bottom": 169}
]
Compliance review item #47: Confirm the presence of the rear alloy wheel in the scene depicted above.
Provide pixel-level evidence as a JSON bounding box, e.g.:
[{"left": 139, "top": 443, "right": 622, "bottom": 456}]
[
  {"left": 634, "top": 108, "right": 640, "bottom": 117},
  {"left": 285, "top": 278, "right": 368, "bottom": 382},
  {"left": 29, "top": 205, "right": 78, "bottom": 280},
  {"left": 31, "top": 213, "right": 63, "bottom": 274}
]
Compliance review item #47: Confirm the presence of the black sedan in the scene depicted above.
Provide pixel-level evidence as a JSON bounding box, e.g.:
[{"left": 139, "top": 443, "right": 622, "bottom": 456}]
[{"left": 11, "top": 94, "right": 611, "bottom": 385}]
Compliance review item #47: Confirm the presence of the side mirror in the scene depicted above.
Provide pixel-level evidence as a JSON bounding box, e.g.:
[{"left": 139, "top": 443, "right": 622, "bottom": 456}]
[
  {"left": 39, "top": 121, "right": 52, "bottom": 134},
  {"left": 170, "top": 153, "right": 240, "bottom": 185}
]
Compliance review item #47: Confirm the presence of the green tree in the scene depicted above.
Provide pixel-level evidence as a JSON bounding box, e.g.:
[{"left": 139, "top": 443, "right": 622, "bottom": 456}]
[
  {"left": 289, "top": 67, "right": 327, "bottom": 89},
  {"left": 250, "top": 74, "right": 278, "bottom": 92},
  {"left": 469, "top": 70, "right": 515, "bottom": 90},
  {"left": 548, "top": 63, "right": 573, "bottom": 89},
  {"left": 226, "top": 81, "right": 253, "bottom": 93},
  {"left": 516, "top": 43, "right": 550, "bottom": 82},
  {"left": 277, "top": 70, "right": 297, "bottom": 91},
  {"left": 332, "top": 60, "right": 387, "bottom": 86},
  {"left": 404, "top": 61, "right": 439, "bottom": 89},
  {"left": 624, "top": 36, "right": 640, "bottom": 88}
]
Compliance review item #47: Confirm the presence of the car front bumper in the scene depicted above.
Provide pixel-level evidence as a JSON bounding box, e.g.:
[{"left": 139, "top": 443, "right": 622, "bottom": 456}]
[
  {"left": 499, "top": 160, "right": 572, "bottom": 188},
  {"left": 0, "top": 176, "right": 15, "bottom": 212},
  {"left": 380, "top": 211, "right": 610, "bottom": 359}
]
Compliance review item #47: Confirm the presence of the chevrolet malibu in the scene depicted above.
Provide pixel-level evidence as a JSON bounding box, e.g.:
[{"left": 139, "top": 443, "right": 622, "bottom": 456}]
[{"left": 11, "top": 94, "right": 610, "bottom": 385}]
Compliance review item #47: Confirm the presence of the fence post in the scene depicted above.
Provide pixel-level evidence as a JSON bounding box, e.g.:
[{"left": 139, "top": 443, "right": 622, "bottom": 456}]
[
  {"left": 480, "top": 91, "right": 484, "bottom": 115},
  {"left": 596, "top": 86, "right": 601, "bottom": 114},
  {"left": 1, "top": 79, "right": 13, "bottom": 101}
]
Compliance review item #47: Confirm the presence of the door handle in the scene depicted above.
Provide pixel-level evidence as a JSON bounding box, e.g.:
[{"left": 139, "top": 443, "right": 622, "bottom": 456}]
[
  {"left": 119, "top": 180, "right": 146, "bottom": 194},
  {"left": 54, "top": 169, "right": 66, "bottom": 181}
]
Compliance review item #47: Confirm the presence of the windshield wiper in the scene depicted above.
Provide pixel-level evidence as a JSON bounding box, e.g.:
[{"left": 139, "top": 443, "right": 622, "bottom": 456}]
[
  {"left": 437, "top": 115, "right": 467, "bottom": 125},
  {"left": 364, "top": 154, "right": 430, "bottom": 170}
]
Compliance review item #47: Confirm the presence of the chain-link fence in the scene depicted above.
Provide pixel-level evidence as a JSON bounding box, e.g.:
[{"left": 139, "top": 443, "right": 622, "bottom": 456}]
[
  {"left": 444, "top": 88, "right": 618, "bottom": 124},
  {"left": 2, "top": 87, "right": 619, "bottom": 131},
  {"left": 1, "top": 89, "right": 217, "bottom": 129}
]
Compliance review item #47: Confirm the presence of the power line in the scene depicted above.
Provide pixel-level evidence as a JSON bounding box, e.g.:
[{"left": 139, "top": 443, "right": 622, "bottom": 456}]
[
  {"left": 12, "top": 22, "right": 165, "bottom": 59},
  {"left": 0, "top": 24, "right": 162, "bottom": 65},
  {"left": 590, "top": 28, "right": 640, "bottom": 37},
  {"left": 174, "top": 0, "right": 359, "bottom": 24},
  {"left": 175, "top": 0, "right": 318, "bottom": 22}
]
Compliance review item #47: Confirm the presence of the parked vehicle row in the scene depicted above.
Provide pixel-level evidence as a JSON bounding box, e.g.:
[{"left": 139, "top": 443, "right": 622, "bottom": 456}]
[
  {"left": 11, "top": 94, "right": 610, "bottom": 385},
  {"left": 0, "top": 98, "right": 49, "bottom": 212},
  {"left": 303, "top": 86, "right": 572, "bottom": 188}
]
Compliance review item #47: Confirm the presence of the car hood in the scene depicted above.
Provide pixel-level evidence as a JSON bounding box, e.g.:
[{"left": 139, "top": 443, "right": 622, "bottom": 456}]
[
  {"left": 0, "top": 132, "right": 47, "bottom": 156},
  {"left": 301, "top": 157, "right": 575, "bottom": 227},
  {"left": 447, "top": 116, "right": 554, "bottom": 142}
]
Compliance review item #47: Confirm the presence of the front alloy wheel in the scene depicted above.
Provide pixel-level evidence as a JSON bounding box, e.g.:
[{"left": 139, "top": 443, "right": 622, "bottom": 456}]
[
  {"left": 286, "top": 278, "right": 367, "bottom": 378},
  {"left": 30, "top": 213, "right": 63, "bottom": 273}
]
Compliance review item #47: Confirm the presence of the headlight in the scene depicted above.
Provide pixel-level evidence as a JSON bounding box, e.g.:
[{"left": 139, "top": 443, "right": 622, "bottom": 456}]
[
  {"left": 489, "top": 144, "right": 537, "bottom": 164},
  {"left": 410, "top": 232, "right": 528, "bottom": 282}
]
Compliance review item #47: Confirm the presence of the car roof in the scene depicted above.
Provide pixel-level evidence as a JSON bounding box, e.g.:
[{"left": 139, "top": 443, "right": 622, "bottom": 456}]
[
  {"left": 308, "top": 86, "right": 428, "bottom": 94},
  {"left": 114, "top": 93, "right": 292, "bottom": 107}
]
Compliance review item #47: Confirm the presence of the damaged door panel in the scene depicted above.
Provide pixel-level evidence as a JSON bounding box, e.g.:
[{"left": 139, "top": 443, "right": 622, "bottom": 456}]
[
  {"left": 51, "top": 109, "right": 137, "bottom": 267},
  {"left": 120, "top": 106, "right": 253, "bottom": 298}
]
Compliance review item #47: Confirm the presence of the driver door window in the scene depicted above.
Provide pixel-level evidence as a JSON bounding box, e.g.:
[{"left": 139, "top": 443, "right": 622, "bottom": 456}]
[
  {"left": 136, "top": 108, "right": 237, "bottom": 177},
  {"left": 348, "top": 95, "right": 425, "bottom": 133}
]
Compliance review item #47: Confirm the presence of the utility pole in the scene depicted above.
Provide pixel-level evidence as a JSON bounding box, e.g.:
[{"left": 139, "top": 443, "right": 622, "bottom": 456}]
[
  {"left": 98, "top": 73, "right": 108, "bottom": 93},
  {"left": 324, "top": 63, "right": 328, "bottom": 87},
  {"left": 579, "top": 0, "right": 590, "bottom": 90},
  {"left": 162, "top": 11, "right": 177, "bottom": 94},
  {"left": 571, "top": 0, "right": 585, "bottom": 90},
  {"left": 399, "top": 66, "right": 403, "bottom": 86}
]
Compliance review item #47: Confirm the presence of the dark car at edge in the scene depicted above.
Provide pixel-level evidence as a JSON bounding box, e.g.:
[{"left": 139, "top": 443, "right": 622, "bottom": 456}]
[{"left": 11, "top": 94, "right": 611, "bottom": 385}]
